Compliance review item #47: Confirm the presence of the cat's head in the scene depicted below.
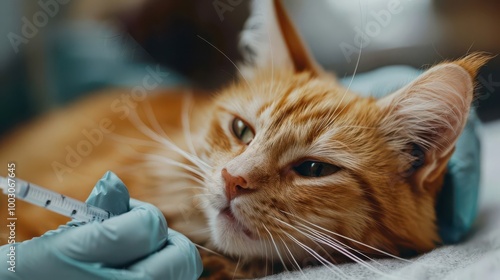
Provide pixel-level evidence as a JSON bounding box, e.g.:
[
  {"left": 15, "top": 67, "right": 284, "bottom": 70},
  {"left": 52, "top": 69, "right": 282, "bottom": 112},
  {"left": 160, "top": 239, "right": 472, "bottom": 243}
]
[{"left": 196, "top": 0, "right": 489, "bottom": 263}]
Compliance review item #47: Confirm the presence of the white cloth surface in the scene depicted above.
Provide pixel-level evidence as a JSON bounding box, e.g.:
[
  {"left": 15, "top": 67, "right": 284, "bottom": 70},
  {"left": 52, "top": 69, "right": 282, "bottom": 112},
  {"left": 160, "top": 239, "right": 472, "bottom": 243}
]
[{"left": 262, "top": 120, "right": 500, "bottom": 280}]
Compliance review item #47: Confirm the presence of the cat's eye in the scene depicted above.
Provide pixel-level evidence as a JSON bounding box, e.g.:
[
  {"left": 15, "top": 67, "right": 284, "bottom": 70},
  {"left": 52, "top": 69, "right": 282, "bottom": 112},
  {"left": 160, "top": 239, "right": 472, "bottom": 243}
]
[
  {"left": 231, "top": 117, "right": 254, "bottom": 144},
  {"left": 294, "top": 161, "right": 340, "bottom": 177}
]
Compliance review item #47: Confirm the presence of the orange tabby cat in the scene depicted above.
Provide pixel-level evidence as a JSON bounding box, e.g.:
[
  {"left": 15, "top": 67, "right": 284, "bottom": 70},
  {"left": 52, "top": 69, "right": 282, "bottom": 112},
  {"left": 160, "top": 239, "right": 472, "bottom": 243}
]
[{"left": 0, "top": 0, "right": 490, "bottom": 278}]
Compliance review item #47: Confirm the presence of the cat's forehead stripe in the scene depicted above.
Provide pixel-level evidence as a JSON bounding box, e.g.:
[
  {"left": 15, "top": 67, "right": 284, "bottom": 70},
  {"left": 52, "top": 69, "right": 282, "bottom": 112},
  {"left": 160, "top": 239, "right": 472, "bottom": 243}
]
[
  {"left": 256, "top": 101, "right": 273, "bottom": 117},
  {"left": 215, "top": 104, "right": 233, "bottom": 114}
]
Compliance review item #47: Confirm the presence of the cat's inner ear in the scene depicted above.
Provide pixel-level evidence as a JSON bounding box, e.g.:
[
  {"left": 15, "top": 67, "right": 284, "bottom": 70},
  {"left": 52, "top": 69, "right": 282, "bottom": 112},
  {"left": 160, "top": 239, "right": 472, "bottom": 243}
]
[
  {"left": 377, "top": 53, "right": 490, "bottom": 189},
  {"left": 239, "top": 0, "right": 323, "bottom": 77}
]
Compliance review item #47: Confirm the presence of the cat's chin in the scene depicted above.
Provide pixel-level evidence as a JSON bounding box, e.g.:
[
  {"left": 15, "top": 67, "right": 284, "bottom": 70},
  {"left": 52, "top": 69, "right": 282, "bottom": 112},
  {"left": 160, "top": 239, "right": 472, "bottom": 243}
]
[
  {"left": 208, "top": 206, "right": 264, "bottom": 257},
  {"left": 220, "top": 207, "right": 257, "bottom": 240}
]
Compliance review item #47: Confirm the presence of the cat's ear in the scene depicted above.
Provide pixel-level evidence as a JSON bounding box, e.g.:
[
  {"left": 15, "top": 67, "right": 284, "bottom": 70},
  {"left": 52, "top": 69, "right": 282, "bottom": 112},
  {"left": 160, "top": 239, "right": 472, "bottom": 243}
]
[
  {"left": 377, "top": 53, "right": 491, "bottom": 189},
  {"left": 239, "top": 0, "right": 323, "bottom": 78}
]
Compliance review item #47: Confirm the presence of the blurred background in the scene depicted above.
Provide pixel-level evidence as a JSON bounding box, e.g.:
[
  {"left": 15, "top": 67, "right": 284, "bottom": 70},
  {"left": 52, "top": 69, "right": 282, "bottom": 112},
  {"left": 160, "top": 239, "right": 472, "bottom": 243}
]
[{"left": 0, "top": 0, "right": 499, "bottom": 135}]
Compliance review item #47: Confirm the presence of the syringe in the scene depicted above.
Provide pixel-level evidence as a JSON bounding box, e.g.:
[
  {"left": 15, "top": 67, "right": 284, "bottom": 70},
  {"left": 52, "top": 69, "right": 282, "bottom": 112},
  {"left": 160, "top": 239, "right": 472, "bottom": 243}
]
[{"left": 0, "top": 176, "right": 113, "bottom": 223}]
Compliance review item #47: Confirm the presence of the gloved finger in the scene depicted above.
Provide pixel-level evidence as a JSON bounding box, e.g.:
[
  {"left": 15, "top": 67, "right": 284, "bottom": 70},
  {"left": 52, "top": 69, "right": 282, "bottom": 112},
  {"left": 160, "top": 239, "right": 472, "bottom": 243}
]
[
  {"left": 85, "top": 171, "right": 130, "bottom": 215},
  {"left": 129, "top": 198, "right": 162, "bottom": 212},
  {"left": 53, "top": 203, "right": 168, "bottom": 267},
  {"left": 42, "top": 171, "right": 131, "bottom": 236},
  {"left": 125, "top": 229, "right": 203, "bottom": 280},
  {"left": 129, "top": 197, "right": 148, "bottom": 209}
]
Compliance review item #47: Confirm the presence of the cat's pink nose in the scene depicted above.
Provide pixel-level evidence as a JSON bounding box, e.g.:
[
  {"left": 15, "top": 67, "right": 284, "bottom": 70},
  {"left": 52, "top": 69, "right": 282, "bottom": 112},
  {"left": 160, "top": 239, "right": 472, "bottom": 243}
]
[{"left": 222, "top": 168, "right": 252, "bottom": 202}]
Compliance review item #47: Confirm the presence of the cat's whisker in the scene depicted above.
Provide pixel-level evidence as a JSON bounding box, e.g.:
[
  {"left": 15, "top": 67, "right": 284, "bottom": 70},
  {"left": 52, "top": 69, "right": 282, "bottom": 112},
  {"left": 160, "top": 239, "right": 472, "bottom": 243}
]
[
  {"left": 157, "top": 173, "right": 206, "bottom": 189},
  {"left": 262, "top": 223, "right": 289, "bottom": 272},
  {"left": 267, "top": 205, "right": 342, "bottom": 268},
  {"left": 173, "top": 186, "right": 205, "bottom": 193},
  {"left": 145, "top": 184, "right": 202, "bottom": 203},
  {"left": 190, "top": 194, "right": 214, "bottom": 207},
  {"left": 196, "top": 35, "right": 256, "bottom": 95},
  {"left": 191, "top": 192, "right": 217, "bottom": 197},
  {"left": 232, "top": 256, "right": 241, "bottom": 280},
  {"left": 140, "top": 98, "right": 212, "bottom": 166},
  {"left": 266, "top": 213, "right": 348, "bottom": 279},
  {"left": 275, "top": 210, "right": 418, "bottom": 278},
  {"left": 141, "top": 98, "right": 173, "bottom": 140},
  {"left": 147, "top": 160, "right": 214, "bottom": 183},
  {"left": 147, "top": 154, "right": 208, "bottom": 180},
  {"left": 148, "top": 165, "right": 208, "bottom": 187},
  {"left": 277, "top": 235, "right": 307, "bottom": 279},
  {"left": 278, "top": 228, "right": 350, "bottom": 279},
  {"left": 192, "top": 198, "right": 211, "bottom": 210},
  {"left": 181, "top": 92, "right": 202, "bottom": 161},
  {"left": 270, "top": 215, "right": 383, "bottom": 277},
  {"left": 260, "top": 210, "right": 284, "bottom": 275},
  {"left": 327, "top": 0, "right": 365, "bottom": 130},
  {"left": 295, "top": 224, "right": 400, "bottom": 279},
  {"left": 194, "top": 243, "right": 224, "bottom": 257},
  {"left": 465, "top": 41, "right": 475, "bottom": 56},
  {"left": 121, "top": 158, "right": 211, "bottom": 189},
  {"left": 101, "top": 135, "right": 209, "bottom": 185},
  {"left": 296, "top": 227, "right": 394, "bottom": 279},
  {"left": 126, "top": 107, "right": 212, "bottom": 175},
  {"left": 156, "top": 171, "right": 206, "bottom": 186},
  {"left": 255, "top": 230, "right": 269, "bottom": 276},
  {"left": 109, "top": 144, "right": 210, "bottom": 185},
  {"left": 107, "top": 131, "right": 165, "bottom": 149},
  {"left": 281, "top": 210, "right": 415, "bottom": 264},
  {"left": 278, "top": 218, "right": 344, "bottom": 269},
  {"left": 191, "top": 196, "right": 216, "bottom": 209},
  {"left": 296, "top": 223, "right": 381, "bottom": 264}
]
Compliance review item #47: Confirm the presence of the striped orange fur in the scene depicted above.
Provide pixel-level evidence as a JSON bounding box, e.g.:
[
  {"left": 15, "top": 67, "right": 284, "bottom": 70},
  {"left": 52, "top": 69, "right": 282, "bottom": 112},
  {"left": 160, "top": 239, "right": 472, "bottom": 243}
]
[{"left": 0, "top": 0, "right": 491, "bottom": 278}]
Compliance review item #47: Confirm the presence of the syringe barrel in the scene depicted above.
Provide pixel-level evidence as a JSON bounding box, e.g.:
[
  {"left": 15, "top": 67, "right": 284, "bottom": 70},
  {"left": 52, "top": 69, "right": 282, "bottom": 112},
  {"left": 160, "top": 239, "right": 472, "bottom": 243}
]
[{"left": 2, "top": 177, "right": 111, "bottom": 223}]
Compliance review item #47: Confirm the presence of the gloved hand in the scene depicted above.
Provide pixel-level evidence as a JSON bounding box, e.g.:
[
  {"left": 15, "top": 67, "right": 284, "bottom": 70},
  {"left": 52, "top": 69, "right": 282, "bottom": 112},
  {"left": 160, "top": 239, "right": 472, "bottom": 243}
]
[
  {"left": 341, "top": 66, "right": 481, "bottom": 244},
  {"left": 0, "top": 171, "right": 203, "bottom": 280}
]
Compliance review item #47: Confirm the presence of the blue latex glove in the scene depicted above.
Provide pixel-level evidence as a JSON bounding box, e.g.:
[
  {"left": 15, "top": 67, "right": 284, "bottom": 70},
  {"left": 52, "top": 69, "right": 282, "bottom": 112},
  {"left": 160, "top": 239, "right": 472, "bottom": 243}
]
[
  {"left": 0, "top": 171, "right": 202, "bottom": 280},
  {"left": 341, "top": 66, "right": 481, "bottom": 244}
]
